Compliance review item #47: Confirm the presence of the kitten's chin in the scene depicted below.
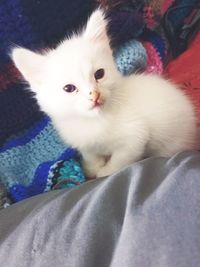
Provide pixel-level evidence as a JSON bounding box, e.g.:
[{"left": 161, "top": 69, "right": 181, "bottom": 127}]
[
  {"left": 87, "top": 107, "right": 102, "bottom": 117},
  {"left": 81, "top": 105, "right": 102, "bottom": 118}
]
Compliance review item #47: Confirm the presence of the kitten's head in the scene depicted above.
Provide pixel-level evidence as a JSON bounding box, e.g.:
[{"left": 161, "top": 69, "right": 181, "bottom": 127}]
[{"left": 12, "top": 9, "right": 122, "bottom": 119}]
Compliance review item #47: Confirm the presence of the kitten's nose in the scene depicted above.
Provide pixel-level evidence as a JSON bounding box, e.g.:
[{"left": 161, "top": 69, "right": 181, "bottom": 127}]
[{"left": 89, "top": 90, "right": 101, "bottom": 103}]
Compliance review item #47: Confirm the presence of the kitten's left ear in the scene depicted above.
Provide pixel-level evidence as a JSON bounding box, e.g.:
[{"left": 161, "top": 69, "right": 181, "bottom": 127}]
[{"left": 83, "top": 9, "right": 109, "bottom": 43}]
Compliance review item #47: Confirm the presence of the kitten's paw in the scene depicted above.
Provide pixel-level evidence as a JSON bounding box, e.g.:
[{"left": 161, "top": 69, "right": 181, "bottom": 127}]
[
  {"left": 97, "top": 165, "right": 117, "bottom": 178},
  {"left": 82, "top": 157, "right": 106, "bottom": 178}
]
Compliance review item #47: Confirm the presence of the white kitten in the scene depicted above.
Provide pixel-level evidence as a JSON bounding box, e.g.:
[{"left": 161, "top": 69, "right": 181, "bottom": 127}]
[{"left": 12, "top": 9, "right": 197, "bottom": 178}]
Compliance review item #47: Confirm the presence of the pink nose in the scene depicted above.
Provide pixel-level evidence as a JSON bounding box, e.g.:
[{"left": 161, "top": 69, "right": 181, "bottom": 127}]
[{"left": 89, "top": 90, "right": 101, "bottom": 103}]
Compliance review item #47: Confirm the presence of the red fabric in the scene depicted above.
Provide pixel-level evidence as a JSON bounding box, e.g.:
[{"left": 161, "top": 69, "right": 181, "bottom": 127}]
[
  {"left": 165, "top": 32, "right": 200, "bottom": 125},
  {"left": 0, "top": 64, "right": 21, "bottom": 91}
]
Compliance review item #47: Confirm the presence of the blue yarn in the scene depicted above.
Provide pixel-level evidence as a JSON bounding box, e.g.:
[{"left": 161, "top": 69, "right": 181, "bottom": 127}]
[
  {"left": 0, "top": 119, "right": 69, "bottom": 188},
  {"left": 48, "top": 159, "right": 85, "bottom": 190},
  {"left": 0, "top": 116, "right": 49, "bottom": 152},
  {"left": 9, "top": 161, "right": 52, "bottom": 202},
  {"left": 8, "top": 150, "right": 84, "bottom": 202},
  {"left": 0, "top": 113, "right": 85, "bottom": 202},
  {"left": 114, "top": 39, "right": 147, "bottom": 75}
]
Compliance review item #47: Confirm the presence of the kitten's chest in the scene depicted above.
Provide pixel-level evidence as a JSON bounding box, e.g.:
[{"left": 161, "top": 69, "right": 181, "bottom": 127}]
[{"left": 54, "top": 117, "right": 111, "bottom": 150}]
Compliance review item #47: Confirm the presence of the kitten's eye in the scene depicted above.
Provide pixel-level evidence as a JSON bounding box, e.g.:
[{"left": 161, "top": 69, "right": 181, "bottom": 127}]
[
  {"left": 94, "top": 69, "right": 105, "bottom": 80},
  {"left": 63, "top": 84, "right": 77, "bottom": 93}
]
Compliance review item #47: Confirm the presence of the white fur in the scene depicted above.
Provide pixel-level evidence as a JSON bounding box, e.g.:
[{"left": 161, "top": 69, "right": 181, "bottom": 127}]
[{"left": 12, "top": 9, "right": 197, "bottom": 178}]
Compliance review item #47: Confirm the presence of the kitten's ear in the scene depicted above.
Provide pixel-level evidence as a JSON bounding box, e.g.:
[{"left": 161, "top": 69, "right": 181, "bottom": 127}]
[
  {"left": 11, "top": 47, "right": 46, "bottom": 88},
  {"left": 83, "top": 9, "right": 109, "bottom": 43}
]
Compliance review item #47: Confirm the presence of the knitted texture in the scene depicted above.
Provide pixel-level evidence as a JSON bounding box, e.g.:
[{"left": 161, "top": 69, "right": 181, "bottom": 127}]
[
  {"left": 114, "top": 40, "right": 147, "bottom": 75},
  {"left": 0, "top": 115, "right": 85, "bottom": 202},
  {"left": 49, "top": 159, "right": 85, "bottom": 190},
  {"left": 143, "top": 41, "right": 163, "bottom": 74},
  {"left": 142, "top": 29, "right": 166, "bottom": 74}
]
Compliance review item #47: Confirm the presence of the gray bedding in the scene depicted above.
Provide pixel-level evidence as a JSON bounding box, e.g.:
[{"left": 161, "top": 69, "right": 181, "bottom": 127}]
[{"left": 0, "top": 151, "right": 200, "bottom": 267}]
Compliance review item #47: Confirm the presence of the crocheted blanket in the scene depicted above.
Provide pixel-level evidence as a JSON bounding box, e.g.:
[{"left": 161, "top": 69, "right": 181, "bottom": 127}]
[{"left": 0, "top": 0, "right": 199, "bottom": 207}]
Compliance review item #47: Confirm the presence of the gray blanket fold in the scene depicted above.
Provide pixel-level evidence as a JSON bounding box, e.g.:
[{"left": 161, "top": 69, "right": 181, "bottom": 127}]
[{"left": 0, "top": 151, "right": 200, "bottom": 267}]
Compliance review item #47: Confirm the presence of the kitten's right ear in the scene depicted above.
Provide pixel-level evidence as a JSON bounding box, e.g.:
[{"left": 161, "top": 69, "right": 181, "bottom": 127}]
[
  {"left": 83, "top": 9, "right": 109, "bottom": 43},
  {"left": 11, "top": 47, "right": 46, "bottom": 88}
]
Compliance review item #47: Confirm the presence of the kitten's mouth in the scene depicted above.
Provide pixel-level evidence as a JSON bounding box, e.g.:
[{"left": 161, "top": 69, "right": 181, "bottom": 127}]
[
  {"left": 90, "top": 97, "right": 104, "bottom": 110},
  {"left": 91, "top": 102, "right": 102, "bottom": 110}
]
